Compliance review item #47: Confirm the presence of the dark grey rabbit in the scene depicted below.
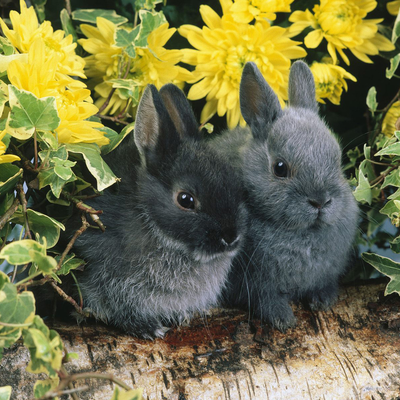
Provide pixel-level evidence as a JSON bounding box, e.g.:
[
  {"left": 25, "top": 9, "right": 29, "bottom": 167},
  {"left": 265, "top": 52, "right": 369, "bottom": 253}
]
[
  {"left": 73, "top": 83, "right": 247, "bottom": 338},
  {"left": 220, "top": 61, "right": 359, "bottom": 331}
]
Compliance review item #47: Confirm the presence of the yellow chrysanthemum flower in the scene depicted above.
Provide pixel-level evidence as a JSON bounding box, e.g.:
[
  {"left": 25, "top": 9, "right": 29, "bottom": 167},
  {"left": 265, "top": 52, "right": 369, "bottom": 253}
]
[
  {"left": 289, "top": 0, "right": 395, "bottom": 65},
  {"left": 7, "top": 39, "right": 107, "bottom": 146},
  {"left": 382, "top": 101, "right": 400, "bottom": 137},
  {"left": 387, "top": 1, "right": 400, "bottom": 15},
  {"left": 0, "top": 130, "right": 20, "bottom": 164},
  {"left": 310, "top": 59, "right": 357, "bottom": 105},
  {"left": 179, "top": 3, "right": 306, "bottom": 128},
  {"left": 226, "top": 0, "right": 294, "bottom": 24},
  {"left": 79, "top": 18, "right": 191, "bottom": 116},
  {"left": 0, "top": 0, "right": 85, "bottom": 80}
]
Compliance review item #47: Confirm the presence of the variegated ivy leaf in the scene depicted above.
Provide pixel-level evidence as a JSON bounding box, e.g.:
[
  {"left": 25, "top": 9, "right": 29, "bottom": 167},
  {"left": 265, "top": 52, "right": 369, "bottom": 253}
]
[
  {"left": 71, "top": 9, "right": 128, "bottom": 25},
  {"left": 60, "top": 8, "right": 78, "bottom": 43},
  {"left": 366, "top": 86, "right": 377, "bottom": 116},
  {"left": 33, "top": 378, "right": 60, "bottom": 399},
  {"left": 0, "top": 385, "right": 12, "bottom": 400},
  {"left": 101, "top": 123, "right": 134, "bottom": 155},
  {"left": 66, "top": 143, "right": 118, "bottom": 191},
  {"left": 23, "top": 316, "right": 64, "bottom": 378},
  {"left": 0, "top": 271, "right": 35, "bottom": 360},
  {"left": 6, "top": 86, "right": 60, "bottom": 140},
  {"left": 115, "top": 27, "right": 140, "bottom": 58},
  {"left": 111, "top": 386, "right": 143, "bottom": 400},
  {"left": 362, "top": 253, "right": 400, "bottom": 296},
  {"left": 38, "top": 167, "right": 77, "bottom": 198},
  {"left": 386, "top": 54, "right": 400, "bottom": 79},
  {"left": 135, "top": 11, "right": 166, "bottom": 48},
  {"left": 0, "top": 81, "right": 8, "bottom": 117},
  {"left": 353, "top": 169, "right": 372, "bottom": 205}
]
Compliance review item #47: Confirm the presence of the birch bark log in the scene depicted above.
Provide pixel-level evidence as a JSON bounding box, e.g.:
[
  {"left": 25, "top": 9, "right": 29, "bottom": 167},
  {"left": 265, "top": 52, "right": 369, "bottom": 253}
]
[{"left": 2, "top": 281, "right": 400, "bottom": 399}]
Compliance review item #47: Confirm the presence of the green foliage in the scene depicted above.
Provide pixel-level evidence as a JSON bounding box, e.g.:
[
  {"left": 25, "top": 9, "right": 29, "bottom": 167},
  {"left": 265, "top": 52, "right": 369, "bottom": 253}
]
[
  {"left": 6, "top": 86, "right": 60, "bottom": 140},
  {"left": 71, "top": 9, "right": 128, "bottom": 25}
]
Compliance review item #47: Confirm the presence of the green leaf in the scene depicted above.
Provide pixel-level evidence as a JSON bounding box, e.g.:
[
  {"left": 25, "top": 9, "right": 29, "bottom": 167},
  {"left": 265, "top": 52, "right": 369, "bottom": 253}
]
[
  {"left": 6, "top": 86, "right": 60, "bottom": 140},
  {"left": 66, "top": 143, "right": 118, "bottom": 191},
  {"left": 386, "top": 54, "right": 400, "bottom": 79},
  {"left": 115, "top": 27, "right": 139, "bottom": 58},
  {"left": 31, "top": 251, "right": 58, "bottom": 275},
  {"left": 33, "top": 378, "right": 59, "bottom": 399},
  {"left": 0, "top": 239, "right": 46, "bottom": 265},
  {"left": 60, "top": 8, "right": 78, "bottom": 43},
  {"left": 27, "top": 210, "right": 65, "bottom": 249},
  {"left": 353, "top": 169, "right": 372, "bottom": 205},
  {"left": 53, "top": 157, "right": 76, "bottom": 181},
  {"left": 131, "top": 0, "right": 162, "bottom": 11},
  {"left": 362, "top": 253, "right": 400, "bottom": 296},
  {"left": 390, "top": 236, "right": 400, "bottom": 253},
  {"left": 392, "top": 10, "right": 400, "bottom": 43},
  {"left": 375, "top": 142, "right": 400, "bottom": 156},
  {"left": 381, "top": 169, "right": 400, "bottom": 189},
  {"left": 31, "top": 0, "right": 47, "bottom": 23},
  {"left": 0, "top": 386, "right": 12, "bottom": 400},
  {"left": 38, "top": 167, "right": 76, "bottom": 198},
  {"left": 135, "top": 11, "right": 166, "bottom": 48},
  {"left": 0, "top": 271, "right": 35, "bottom": 352},
  {"left": 366, "top": 86, "right": 377, "bottom": 116},
  {"left": 37, "top": 131, "right": 58, "bottom": 150},
  {"left": 111, "top": 386, "right": 143, "bottom": 400},
  {"left": 380, "top": 199, "right": 400, "bottom": 218},
  {"left": 109, "top": 79, "right": 141, "bottom": 102},
  {"left": 101, "top": 123, "right": 134, "bottom": 155},
  {"left": 0, "top": 163, "right": 23, "bottom": 198},
  {"left": 72, "top": 9, "right": 128, "bottom": 25},
  {"left": 56, "top": 254, "right": 85, "bottom": 275},
  {"left": 0, "top": 81, "right": 8, "bottom": 117},
  {"left": 23, "top": 316, "right": 64, "bottom": 378}
]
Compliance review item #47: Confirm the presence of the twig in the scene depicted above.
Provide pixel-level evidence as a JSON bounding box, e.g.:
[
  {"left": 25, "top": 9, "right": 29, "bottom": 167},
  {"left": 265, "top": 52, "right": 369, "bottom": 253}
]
[
  {"left": 94, "top": 113, "right": 130, "bottom": 126},
  {"left": 97, "top": 88, "right": 117, "bottom": 114},
  {"left": 56, "top": 214, "right": 90, "bottom": 271},
  {"left": 16, "top": 184, "right": 32, "bottom": 239},
  {"left": 56, "top": 371, "right": 133, "bottom": 392},
  {"left": 39, "top": 384, "right": 89, "bottom": 400},
  {"left": 33, "top": 129, "right": 38, "bottom": 169},
  {"left": 370, "top": 164, "right": 399, "bottom": 187},
  {"left": 61, "top": 191, "right": 106, "bottom": 232},
  {"left": 49, "top": 281, "right": 87, "bottom": 316},
  {"left": 0, "top": 196, "right": 20, "bottom": 230}
]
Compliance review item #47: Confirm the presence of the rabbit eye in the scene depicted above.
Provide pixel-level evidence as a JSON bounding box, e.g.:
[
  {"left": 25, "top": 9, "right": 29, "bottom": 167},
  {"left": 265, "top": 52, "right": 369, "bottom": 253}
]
[
  {"left": 176, "top": 191, "right": 196, "bottom": 210},
  {"left": 273, "top": 160, "right": 289, "bottom": 178}
]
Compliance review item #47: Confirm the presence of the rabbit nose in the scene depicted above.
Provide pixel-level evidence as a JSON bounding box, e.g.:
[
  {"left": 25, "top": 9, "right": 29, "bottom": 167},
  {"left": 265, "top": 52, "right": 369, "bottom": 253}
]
[
  {"left": 308, "top": 198, "right": 331, "bottom": 209},
  {"left": 221, "top": 227, "right": 240, "bottom": 247}
]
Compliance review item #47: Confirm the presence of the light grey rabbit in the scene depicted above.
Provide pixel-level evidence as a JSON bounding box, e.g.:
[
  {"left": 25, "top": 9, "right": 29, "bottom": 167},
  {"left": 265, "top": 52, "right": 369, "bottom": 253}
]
[
  {"left": 73, "top": 83, "right": 247, "bottom": 338},
  {"left": 219, "top": 61, "right": 359, "bottom": 331}
]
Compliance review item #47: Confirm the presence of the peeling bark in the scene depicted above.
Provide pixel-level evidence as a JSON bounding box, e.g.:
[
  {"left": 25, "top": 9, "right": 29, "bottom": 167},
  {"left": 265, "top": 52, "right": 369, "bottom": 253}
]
[{"left": 2, "top": 281, "right": 400, "bottom": 399}]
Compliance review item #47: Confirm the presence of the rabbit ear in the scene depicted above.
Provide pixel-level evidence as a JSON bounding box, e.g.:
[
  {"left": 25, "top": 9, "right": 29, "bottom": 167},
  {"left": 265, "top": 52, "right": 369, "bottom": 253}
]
[
  {"left": 134, "top": 84, "right": 181, "bottom": 164},
  {"left": 159, "top": 83, "right": 201, "bottom": 141},
  {"left": 240, "top": 62, "right": 282, "bottom": 140},
  {"left": 288, "top": 61, "right": 318, "bottom": 112}
]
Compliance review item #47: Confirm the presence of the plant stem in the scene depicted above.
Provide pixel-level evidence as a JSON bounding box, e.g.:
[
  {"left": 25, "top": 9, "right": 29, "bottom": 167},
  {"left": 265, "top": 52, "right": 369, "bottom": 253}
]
[
  {"left": 0, "top": 196, "right": 20, "bottom": 231},
  {"left": 49, "top": 281, "right": 87, "bottom": 316},
  {"left": 16, "top": 184, "right": 32, "bottom": 239}
]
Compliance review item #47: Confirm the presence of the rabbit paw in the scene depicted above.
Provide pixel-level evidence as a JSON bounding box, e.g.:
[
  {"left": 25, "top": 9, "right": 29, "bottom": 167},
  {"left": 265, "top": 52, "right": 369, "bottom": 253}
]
[
  {"left": 308, "top": 286, "right": 338, "bottom": 311},
  {"left": 257, "top": 300, "right": 297, "bottom": 332}
]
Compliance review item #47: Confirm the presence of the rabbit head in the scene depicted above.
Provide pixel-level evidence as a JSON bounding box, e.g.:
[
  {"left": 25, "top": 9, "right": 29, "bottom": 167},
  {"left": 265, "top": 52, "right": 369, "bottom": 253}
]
[
  {"left": 132, "top": 83, "right": 245, "bottom": 262},
  {"left": 239, "top": 61, "right": 354, "bottom": 231}
]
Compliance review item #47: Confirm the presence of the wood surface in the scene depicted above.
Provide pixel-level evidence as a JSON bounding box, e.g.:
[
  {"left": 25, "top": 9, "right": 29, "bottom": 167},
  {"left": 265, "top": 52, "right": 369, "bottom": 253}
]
[{"left": 2, "top": 281, "right": 400, "bottom": 399}]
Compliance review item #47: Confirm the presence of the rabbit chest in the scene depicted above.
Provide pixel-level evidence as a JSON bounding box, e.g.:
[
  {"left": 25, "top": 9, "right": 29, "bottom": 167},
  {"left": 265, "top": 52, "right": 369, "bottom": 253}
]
[{"left": 253, "top": 220, "right": 348, "bottom": 296}]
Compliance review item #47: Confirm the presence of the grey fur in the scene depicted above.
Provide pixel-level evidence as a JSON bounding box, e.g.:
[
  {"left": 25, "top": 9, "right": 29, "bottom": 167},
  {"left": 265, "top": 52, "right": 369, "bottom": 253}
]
[
  {"left": 219, "top": 61, "right": 359, "bottom": 331},
  {"left": 74, "top": 84, "right": 247, "bottom": 338}
]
